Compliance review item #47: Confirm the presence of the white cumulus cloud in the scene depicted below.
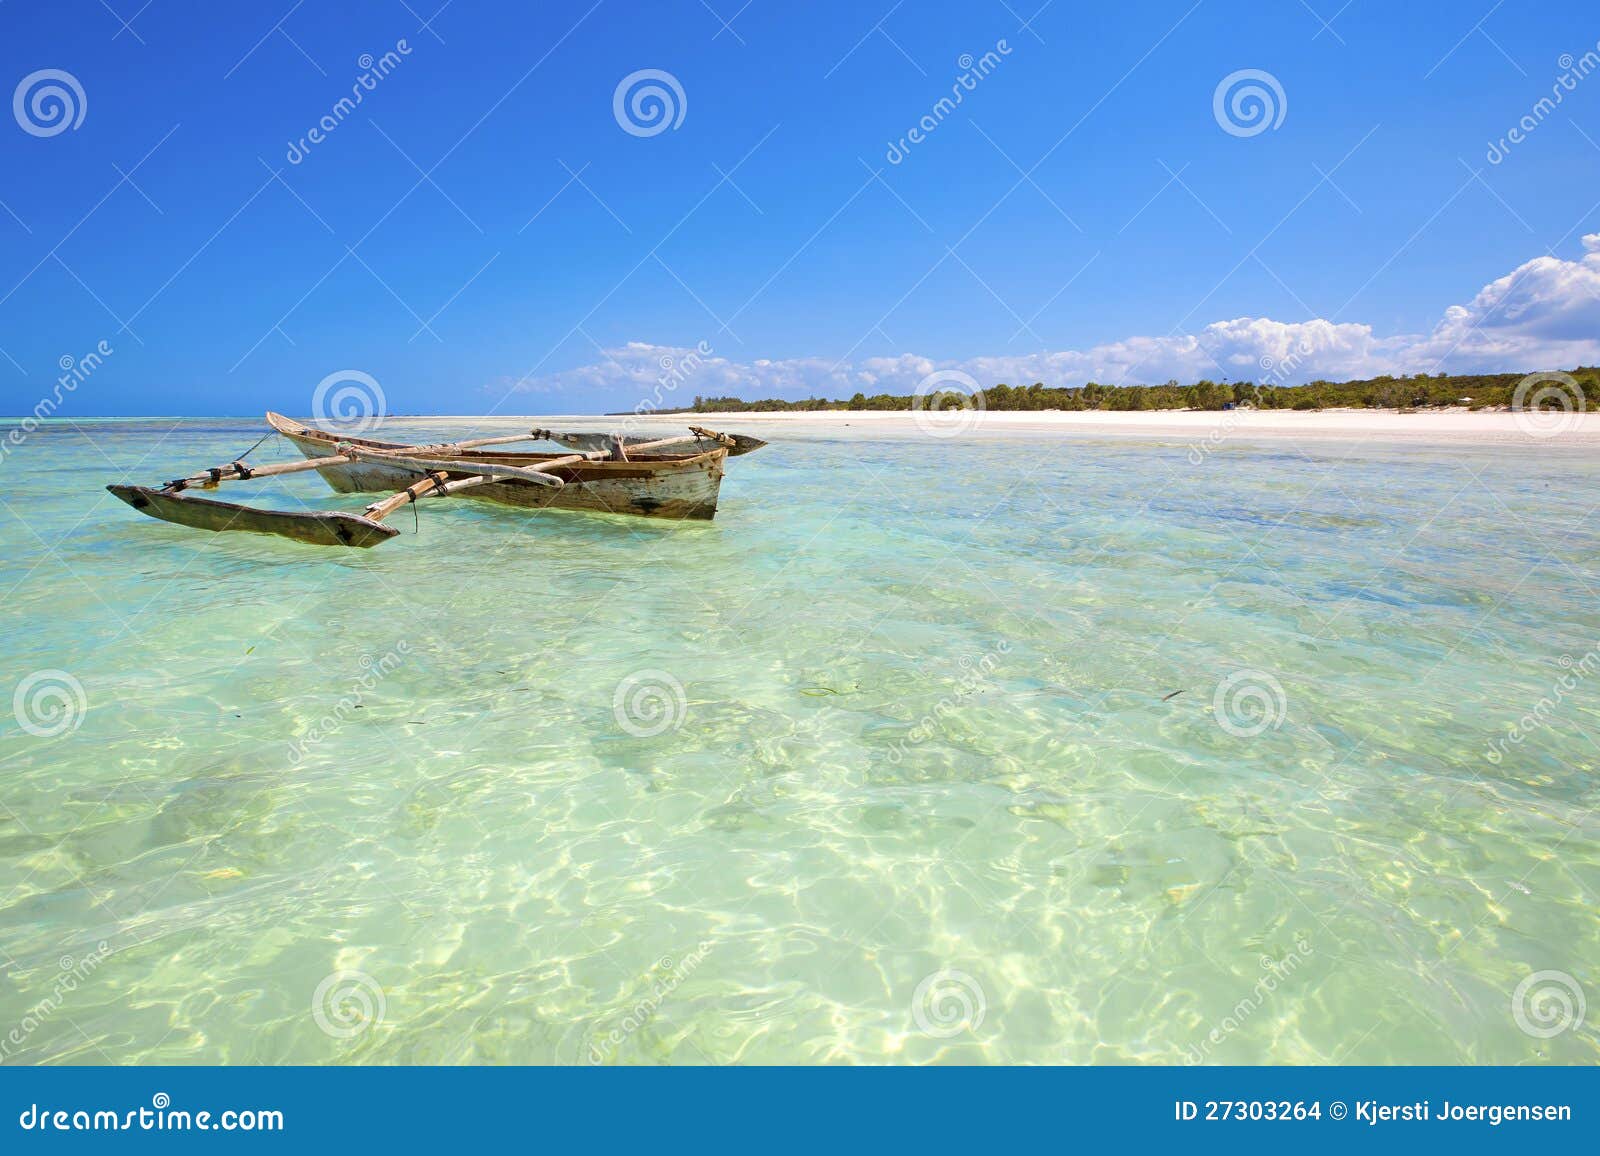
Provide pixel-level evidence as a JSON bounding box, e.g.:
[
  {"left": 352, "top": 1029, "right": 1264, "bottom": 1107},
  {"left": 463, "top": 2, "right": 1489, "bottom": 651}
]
[
  {"left": 1409, "top": 234, "right": 1600, "bottom": 369},
  {"left": 502, "top": 242, "right": 1600, "bottom": 403}
]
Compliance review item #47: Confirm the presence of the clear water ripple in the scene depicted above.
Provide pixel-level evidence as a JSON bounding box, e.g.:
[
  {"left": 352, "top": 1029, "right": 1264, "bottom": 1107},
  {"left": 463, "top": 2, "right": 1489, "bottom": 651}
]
[{"left": 0, "top": 418, "right": 1596, "bottom": 1064}]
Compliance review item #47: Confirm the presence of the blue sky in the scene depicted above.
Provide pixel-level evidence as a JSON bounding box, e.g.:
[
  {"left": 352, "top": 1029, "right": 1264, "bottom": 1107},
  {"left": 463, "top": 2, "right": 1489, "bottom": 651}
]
[{"left": 2, "top": 0, "right": 1599, "bottom": 416}]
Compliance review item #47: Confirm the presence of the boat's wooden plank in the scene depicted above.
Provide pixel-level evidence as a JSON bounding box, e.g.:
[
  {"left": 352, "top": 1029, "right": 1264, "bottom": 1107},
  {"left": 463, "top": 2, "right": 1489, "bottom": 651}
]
[
  {"left": 550, "top": 428, "right": 767, "bottom": 457},
  {"left": 106, "top": 485, "right": 399, "bottom": 548},
  {"left": 362, "top": 471, "right": 496, "bottom": 521},
  {"left": 271, "top": 418, "right": 731, "bottom": 521},
  {"left": 268, "top": 413, "right": 748, "bottom": 467},
  {"left": 362, "top": 470, "right": 451, "bottom": 522},
  {"left": 165, "top": 453, "right": 351, "bottom": 490},
  {"left": 688, "top": 426, "right": 767, "bottom": 456},
  {"left": 433, "top": 475, "right": 497, "bottom": 497},
  {"left": 265, "top": 411, "right": 556, "bottom": 456},
  {"left": 400, "top": 430, "right": 557, "bottom": 455},
  {"left": 266, "top": 410, "right": 765, "bottom": 462},
  {"left": 265, "top": 411, "right": 397, "bottom": 450},
  {"left": 278, "top": 433, "right": 726, "bottom": 519},
  {"left": 339, "top": 446, "right": 575, "bottom": 488}
]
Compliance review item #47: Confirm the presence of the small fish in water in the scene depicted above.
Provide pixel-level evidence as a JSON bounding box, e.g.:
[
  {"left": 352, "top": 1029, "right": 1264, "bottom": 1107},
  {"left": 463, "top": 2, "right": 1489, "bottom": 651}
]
[
  {"left": 799, "top": 682, "right": 859, "bottom": 697},
  {"left": 1161, "top": 690, "right": 1184, "bottom": 702}
]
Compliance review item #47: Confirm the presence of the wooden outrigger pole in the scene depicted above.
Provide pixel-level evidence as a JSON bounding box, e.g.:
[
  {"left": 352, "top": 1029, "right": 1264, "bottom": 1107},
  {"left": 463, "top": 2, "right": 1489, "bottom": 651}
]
[{"left": 106, "top": 417, "right": 766, "bottom": 548}]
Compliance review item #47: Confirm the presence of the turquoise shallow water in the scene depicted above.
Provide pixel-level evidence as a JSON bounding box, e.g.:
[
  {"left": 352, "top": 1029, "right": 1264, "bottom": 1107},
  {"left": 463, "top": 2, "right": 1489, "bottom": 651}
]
[{"left": 1, "top": 417, "right": 1597, "bottom": 1064}]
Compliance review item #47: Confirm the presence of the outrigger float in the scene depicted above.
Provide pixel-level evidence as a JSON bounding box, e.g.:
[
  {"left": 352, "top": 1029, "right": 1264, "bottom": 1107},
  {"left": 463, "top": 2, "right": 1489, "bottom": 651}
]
[{"left": 106, "top": 411, "right": 766, "bottom": 548}]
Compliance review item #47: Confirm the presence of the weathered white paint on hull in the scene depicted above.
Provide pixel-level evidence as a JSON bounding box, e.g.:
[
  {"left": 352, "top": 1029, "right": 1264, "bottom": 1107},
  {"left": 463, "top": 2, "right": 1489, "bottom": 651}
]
[{"left": 280, "top": 431, "right": 726, "bottom": 521}]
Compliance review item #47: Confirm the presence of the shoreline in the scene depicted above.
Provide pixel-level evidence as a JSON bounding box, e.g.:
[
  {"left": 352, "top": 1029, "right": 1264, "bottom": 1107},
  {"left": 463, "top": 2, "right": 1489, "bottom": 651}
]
[
  {"left": 623, "top": 407, "right": 1600, "bottom": 445},
  {"left": 11, "top": 409, "right": 1600, "bottom": 446}
]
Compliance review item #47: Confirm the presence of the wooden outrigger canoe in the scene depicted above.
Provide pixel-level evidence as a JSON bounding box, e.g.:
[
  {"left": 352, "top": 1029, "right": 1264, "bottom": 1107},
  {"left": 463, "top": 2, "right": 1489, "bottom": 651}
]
[{"left": 106, "top": 412, "right": 766, "bottom": 548}]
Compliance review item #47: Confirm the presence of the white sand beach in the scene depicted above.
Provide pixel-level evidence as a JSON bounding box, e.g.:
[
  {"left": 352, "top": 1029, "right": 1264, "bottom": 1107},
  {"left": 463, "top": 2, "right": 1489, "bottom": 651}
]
[{"left": 620, "top": 407, "right": 1600, "bottom": 445}]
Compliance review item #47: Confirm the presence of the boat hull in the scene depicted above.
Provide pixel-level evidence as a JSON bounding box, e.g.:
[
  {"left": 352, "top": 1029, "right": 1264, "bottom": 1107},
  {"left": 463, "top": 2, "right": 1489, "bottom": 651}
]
[
  {"left": 106, "top": 485, "right": 399, "bottom": 547},
  {"left": 268, "top": 415, "right": 726, "bottom": 521}
]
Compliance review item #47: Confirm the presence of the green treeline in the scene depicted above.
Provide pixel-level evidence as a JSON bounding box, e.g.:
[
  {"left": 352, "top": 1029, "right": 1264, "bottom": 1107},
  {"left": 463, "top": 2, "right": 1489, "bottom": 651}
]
[{"left": 670, "top": 367, "right": 1598, "bottom": 414}]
